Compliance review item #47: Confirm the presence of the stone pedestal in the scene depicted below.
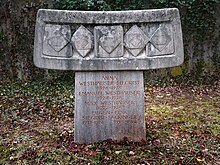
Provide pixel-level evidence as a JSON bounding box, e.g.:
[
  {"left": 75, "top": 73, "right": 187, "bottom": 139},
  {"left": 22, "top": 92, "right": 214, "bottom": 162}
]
[{"left": 74, "top": 71, "right": 145, "bottom": 144}]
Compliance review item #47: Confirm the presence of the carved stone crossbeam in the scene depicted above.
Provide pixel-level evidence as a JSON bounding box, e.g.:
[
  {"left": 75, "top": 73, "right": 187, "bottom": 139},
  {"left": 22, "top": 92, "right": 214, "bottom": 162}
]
[{"left": 34, "top": 9, "right": 183, "bottom": 71}]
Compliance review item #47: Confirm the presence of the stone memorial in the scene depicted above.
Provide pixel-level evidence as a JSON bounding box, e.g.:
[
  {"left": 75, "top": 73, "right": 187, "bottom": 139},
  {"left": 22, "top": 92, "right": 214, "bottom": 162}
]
[{"left": 34, "top": 8, "right": 184, "bottom": 144}]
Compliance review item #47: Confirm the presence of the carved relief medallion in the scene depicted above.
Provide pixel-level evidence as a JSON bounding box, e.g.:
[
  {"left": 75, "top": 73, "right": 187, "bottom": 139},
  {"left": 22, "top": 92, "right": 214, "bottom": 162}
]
[
  {"left": 71, "top": 25, "right": 93, "bottom": 57},
  {"left": 146, "top": 23, "right": 174, "bottom": 56},
  {"left": 94, "top": 26, "right": 123, "bottom": 58},
  {"left": 124, "top": 25, "right": 149, "bottom": 57},
  {"left": 150, "top": 26, "right": 171, "bottom": 52},
  {"left": 43, "top": 24, "right": 72, "bottom": 57}
]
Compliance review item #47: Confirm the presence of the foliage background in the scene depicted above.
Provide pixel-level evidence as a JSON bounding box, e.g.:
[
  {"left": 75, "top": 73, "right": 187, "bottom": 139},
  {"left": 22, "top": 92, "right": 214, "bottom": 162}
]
[
  {"left": 0, "top": 1, "right": 219, "bottom": 164},
  {"left": 0, "top": 0, "right": 219, "bottom": 81}
]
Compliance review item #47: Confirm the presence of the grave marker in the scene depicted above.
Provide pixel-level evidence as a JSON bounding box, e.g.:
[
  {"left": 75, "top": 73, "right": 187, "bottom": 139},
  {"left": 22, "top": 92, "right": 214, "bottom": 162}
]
[
  {"left": 75, "top": 71, "right": 145, "bottom": 144},
  {"left": 34, "top": 8, "right": 184, "bottom": 144}
]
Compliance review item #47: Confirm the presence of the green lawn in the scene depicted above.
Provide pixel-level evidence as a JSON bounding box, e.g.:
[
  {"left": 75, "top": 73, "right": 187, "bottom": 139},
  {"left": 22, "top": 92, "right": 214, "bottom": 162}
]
[{"left": 0, "top": 77, "right": 219, "bottom": 164}]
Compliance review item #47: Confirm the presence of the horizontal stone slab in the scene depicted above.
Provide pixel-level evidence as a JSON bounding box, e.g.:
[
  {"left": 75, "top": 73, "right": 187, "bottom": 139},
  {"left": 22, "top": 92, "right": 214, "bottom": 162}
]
[{"left": 34, "top": 8, "right": 184, "bottom": 70}]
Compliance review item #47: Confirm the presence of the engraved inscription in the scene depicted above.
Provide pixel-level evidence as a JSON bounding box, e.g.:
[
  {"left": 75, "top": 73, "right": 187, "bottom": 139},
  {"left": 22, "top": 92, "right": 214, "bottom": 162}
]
[
  {"left": 43, "top": 24, "right": 72, "bottom": 57},
  {"left": 74, "top": 71, "right": 146, "bottom": 143},
  {"left": 71, "top": 25, "right": 93, "bottom": 57},
  {"left": 124, "top": 25, "right": 149, "bottom": 56},
  {"left": 94, "top": 26, "right": 123, "bottom": 58}
]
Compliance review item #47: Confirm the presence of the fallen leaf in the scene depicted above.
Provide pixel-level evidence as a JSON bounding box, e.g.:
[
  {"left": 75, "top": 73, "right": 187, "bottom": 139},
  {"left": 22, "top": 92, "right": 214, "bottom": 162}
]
[
  {"left": 115, "top": 150, "right": 122, "bottom": 154},
  {"left": 196, "top": 158, "right": 204, "bottom": 162},
  {"left": 129, "top": 151, "right": 135, "bottom": 155}
]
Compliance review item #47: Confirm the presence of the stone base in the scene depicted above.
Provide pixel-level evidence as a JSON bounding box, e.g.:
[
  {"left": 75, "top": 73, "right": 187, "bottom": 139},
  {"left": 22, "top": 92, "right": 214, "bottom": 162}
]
[{"left": 74, "top": 71, "right": 146, "bottom": 144}]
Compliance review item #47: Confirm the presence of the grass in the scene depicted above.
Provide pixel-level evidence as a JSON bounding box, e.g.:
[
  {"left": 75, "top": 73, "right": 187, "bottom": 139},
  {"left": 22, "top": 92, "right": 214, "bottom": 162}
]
[{"left": 0, "top": 76, "right": 219, "bottom": 164}]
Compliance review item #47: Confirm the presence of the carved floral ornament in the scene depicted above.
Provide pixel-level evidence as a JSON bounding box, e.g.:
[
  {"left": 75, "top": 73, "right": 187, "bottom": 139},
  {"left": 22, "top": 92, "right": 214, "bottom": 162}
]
[{"left": 43, "top": 24, "right": 173, "bottom": 58}]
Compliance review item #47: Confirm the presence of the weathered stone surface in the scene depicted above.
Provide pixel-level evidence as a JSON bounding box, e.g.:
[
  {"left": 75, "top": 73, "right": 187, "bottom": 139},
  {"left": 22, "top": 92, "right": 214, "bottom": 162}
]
[
  {"left": 94, "top": 26, "right": 123, "bottom": 58},
  {"left": 43, "top": 24, "right": 72, "bottom": 57},
  {"left": 34, "top": 8, "right": 184, "bottom": 70},
  {"left": 71, "top": 25, "right": 93, "bottom": 57},
  {"left": 74, "top": 71, "right": 145, "bottom": 144},
  {"left": 124, "top": 25, "right": 149, "bottom": 57},
  {"left": 145, "top": 23, "right": 174, "bottom": 56}
]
